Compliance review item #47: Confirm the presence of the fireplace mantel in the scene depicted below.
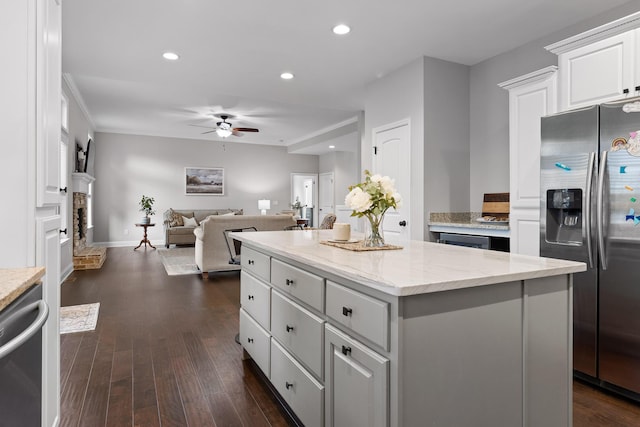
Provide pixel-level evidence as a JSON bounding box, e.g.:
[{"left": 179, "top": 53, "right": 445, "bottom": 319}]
[{"left": 71, "top": 172, "right": 95, "bottom": 194}]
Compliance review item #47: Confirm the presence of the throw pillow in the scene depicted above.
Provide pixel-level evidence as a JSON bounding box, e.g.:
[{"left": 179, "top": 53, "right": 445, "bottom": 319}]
[
  {"left": 182, "top": 216, "right": 198, "bottom": 227},
  {"left": 221, "top": 212, "right": 235, "bottom": 216},
  {"left": 168, "top": 209, "right": 183, "bottom": 227}
]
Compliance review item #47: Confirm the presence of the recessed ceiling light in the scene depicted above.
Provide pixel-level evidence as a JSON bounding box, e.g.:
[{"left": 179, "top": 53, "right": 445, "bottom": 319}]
[
  {"left": 162, "top": 52, "right": 179, "bottom": 61},
  {"left": 329, "top": 145, "right": 335, "bottom": 149},
  {"left": 332, "top": 24, "right": 351, "bottom": 35},
  {"left": 280, "top": 72, "right": 294, "bottom": 80}
]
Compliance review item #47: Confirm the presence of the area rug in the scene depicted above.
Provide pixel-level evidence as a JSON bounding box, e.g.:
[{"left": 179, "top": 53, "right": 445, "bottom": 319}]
[
  {"left": 60, "top": 303, "right": 100, "bottom": 334},
  {"left": 157, "top": 247, "right": 201, "bottom": 276}
]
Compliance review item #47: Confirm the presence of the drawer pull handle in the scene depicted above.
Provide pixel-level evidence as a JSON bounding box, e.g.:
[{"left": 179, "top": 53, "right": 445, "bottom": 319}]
[
  {"left": 341, "top": 345, "right": 352, "bottom": 356},
  {"left": 248, "top": 259, "right": 255, "bottom": 265},
  {"left": 342, "top": 307, "right": 353, "bottom": 317},
  {"left": 285, "top": 381, "right": 293, "bottom": 389},
  {"left": 285, "top": 278, "right": 294, "bottom": 286},
  {"left": 286, "top": 325, "right": 295, "bottom": 332},
  {"left": 247, "top": 338, "right": 254, "bottom": 343},
  {"left": 248, "top": 295, "right": 254, "bottom": 300}
]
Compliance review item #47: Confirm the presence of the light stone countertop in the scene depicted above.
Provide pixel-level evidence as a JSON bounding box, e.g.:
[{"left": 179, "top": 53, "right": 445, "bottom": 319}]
[
  {"left": 232, "top": 230, "right": 585, "bottom": 297},
  {"left": 0, "top": 267, "right": 45, "bottom": 312}
]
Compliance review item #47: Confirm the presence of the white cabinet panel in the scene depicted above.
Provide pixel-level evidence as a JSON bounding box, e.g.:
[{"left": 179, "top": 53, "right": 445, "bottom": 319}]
[
  {"left": 271, "top": 258, "right": 324, "bottom": 311},
  {"left": 240, "top": 271, "right": 270, "bottom": 330},
  {"left": 239, "top": 309, "right": 270, "bottom": 377},
  {"left": 325, "top": 324, "right": 388, "bottom": 427},
  {"left": 499, "top": 67, "right": 557, "bottom": 256},
  {"left": 271, "top": 290, "right": 324, "bottom": 379},
  {"left": 271, "top": 339, "right": 324, "bottom": 427},
  {"left": 36, "top": 0, "right": 61, "bottom": 207},
  {"left": 559, "top": 31, "right": 635, "bottom": 110},
  {"left": 241, "top": 246, "right": 270, "bottom": 282},
  {"left": 326, "top": 280, "right": 389, "bottom": 350}
]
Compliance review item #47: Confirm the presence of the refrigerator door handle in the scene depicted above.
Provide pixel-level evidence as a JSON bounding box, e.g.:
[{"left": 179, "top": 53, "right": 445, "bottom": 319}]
[
  {"left": 597, "top": 150, "right": 608, "bottom": 270},
  {"left": 585, "top": 152, "right": 596, "bottom": 269}
]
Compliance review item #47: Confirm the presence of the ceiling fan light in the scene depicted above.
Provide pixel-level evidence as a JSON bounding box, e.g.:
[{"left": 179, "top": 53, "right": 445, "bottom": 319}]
[
  {"left": 280, "top": 72, "right": 294, "bottom": 80},
  {"left": 216, "top": 128, "right": 232, "bottom": 138}
]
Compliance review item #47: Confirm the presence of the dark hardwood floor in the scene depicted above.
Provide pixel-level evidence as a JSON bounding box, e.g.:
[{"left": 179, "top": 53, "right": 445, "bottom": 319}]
[{"left": 60, "top": 247, "right": 640, "bottom": 426}]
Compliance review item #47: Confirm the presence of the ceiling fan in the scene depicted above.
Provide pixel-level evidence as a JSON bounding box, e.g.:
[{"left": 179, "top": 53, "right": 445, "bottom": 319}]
[{"left": 191, "top": 115, "right": 259, "bottom": 138}]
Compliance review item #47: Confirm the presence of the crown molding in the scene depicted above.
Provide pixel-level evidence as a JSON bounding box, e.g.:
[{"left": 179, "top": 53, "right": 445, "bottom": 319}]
[
  {"left": 62, "top": 73, "right": 96, "bottom": 130},
  {"left": 545, "top": 11, "right": 640, "bottom": 55},
  {"left": 498, "top": 66, "right": 558, "bottom": 90}
]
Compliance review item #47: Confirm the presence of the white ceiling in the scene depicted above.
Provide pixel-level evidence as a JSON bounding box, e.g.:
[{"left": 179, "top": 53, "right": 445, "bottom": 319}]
[{"left": 62, "top": 0, "right": 629, "bottom": 154}]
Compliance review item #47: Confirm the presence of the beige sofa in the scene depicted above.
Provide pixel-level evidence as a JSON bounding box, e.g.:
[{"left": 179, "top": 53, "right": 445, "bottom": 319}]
[
  {"left": 163, "top": 208, "right": 243, "bottom": 248},
  {"left": 194, "top": 215, "right": 296, "bottom": 278}
]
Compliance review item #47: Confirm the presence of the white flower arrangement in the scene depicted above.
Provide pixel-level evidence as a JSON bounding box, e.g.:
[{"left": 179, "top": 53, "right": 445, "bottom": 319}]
[{"left": 345, "top": 170, "right": 402, "bottom": 218}]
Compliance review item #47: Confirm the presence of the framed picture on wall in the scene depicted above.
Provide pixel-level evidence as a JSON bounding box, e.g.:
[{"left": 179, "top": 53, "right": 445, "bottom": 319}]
[{"left": 185, "top": 167, "right": 225, "bottom": 195}]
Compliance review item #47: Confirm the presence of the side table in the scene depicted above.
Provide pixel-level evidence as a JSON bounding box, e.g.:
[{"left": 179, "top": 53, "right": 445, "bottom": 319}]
[{"left": 134, "top": 223, "right": 156, "bottom": 250}]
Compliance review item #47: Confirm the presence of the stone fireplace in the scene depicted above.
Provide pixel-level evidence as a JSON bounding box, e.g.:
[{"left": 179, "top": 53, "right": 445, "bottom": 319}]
[{"left": 72, "top": 173, "right": 106, "bottom": 270}]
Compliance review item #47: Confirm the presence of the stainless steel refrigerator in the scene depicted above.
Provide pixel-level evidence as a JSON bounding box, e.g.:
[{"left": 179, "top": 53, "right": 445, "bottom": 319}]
[{"left": 540, "top": 99, "right": 640, "bottom": 400}]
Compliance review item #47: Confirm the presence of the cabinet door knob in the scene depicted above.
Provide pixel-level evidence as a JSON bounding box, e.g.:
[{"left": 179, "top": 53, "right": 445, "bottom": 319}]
[
  {"left": 59, "top": 228, "right": 67, "bottom": 235},
  {"left": 341, "top": 345, "right": 352, "bottom": 356},
  {"left": 285, "top": 278, "right": 294, "bottom": 286},
  {"left": 247, "top": 337, "right": 254, "bottom": 343},
  {"left": 59, "top": 186, "right": 67, "bottom": 194},
  {"left": 285, "top": 381, "right": 293, "bottom": 389},
  {"left": 286, "top": 325, "right": 295, "bottom": 332},
  {"left": 248, "top": 295, "right": 254, "bottom": 300},
  {"left": 624, "top": 88, "right": 630, "bottom": 94},
  {"left": 342, "top": 307, "right": 353, "bottom": 317},
  {"left": 399, "top": 220, "right": 407, "bottom": 226},
  {"left": 636, "top": 86, "right": 640, "bottom": 92},
  {"left": 248, "top": 259, "right": 255, "bottom": 265}
]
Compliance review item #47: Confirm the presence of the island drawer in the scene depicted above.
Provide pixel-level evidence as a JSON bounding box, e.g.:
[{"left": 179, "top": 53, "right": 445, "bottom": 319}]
[
  {"left": 241, "top": 246, "right": 270, "bottom": 282},
  {"left": 271, "top": 339, "right": 324, "bottom": 427},
  {"left": 326, "top": 280, "right": 389, "bottom": 350},
  {"left": 240, "top": 271, "right": 270, "bottom": 330},
  {"left": 271, "top": 258, "right": 324, "bottom": 312},
  {"left": 239, "top": 309, "right": 270, "bottom": 377},
  {"left": 271, "top": 290, "right": 324, "bottom": 379}
]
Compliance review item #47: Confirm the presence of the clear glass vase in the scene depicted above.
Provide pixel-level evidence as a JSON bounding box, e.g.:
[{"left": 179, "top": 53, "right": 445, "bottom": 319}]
[{"left": 364, "top": 214, "right": 386, "bottom": 247}]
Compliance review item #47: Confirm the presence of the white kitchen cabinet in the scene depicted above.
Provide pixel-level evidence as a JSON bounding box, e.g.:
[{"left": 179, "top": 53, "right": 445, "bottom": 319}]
[
  {"left": 499, "top": 66, "right": 558, "bottom": 256},
  {"left": 2, "top": 0, "right": 61, "bottom": 426},
  {"left": 545, "top": 11, "right": 640, "bottom": 111},
  {"left": 324, "top": 324, "right": 388, "bottom": 427},
  {"left": 558, "top": 31, "right": 635, "bottom": 110}
]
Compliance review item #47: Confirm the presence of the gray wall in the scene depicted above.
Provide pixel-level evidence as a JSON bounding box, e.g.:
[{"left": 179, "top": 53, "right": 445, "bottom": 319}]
[
  {"left": 469, "top": 0, "right": 640, "bottom": 211},
  {"left": 364, "top": 56, "right": 470, "bottom": 239},
  {"left": 364, "top": 58, "right": 426, "bottom": 239},
  {"left": 424, "top": 56, "right": 470, "bottom": 215},
  {"left": 93, "top": 132, "right": 319, "bottom": 245},
  {"left": 319, "top": 147, "right": 359, "bottom": 206}
]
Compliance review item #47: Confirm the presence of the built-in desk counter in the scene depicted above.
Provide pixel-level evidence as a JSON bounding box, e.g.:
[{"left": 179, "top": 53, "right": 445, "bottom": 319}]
[{"left": 232, "top": 230, "right": 584, "bottom": 427}]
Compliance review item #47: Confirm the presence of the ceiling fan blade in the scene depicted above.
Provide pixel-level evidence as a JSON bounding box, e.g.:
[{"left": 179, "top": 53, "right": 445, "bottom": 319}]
[
  {"left": 189, "top": 124, "right": 216, "bottom": 129},
  {"left": 201, "top": 130, "right": 217, "bottom": 135},
  {"left": 233, "top": 127, "right": 259, "bottom": 132}
]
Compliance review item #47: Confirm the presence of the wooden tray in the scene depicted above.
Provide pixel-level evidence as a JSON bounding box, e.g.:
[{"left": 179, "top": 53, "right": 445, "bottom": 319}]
[
  {"left": 481, "top": 193, "right": 509, "bottom": 221},
  {"left": 320, "top": 240, "right": 403, "bottom": 251}
]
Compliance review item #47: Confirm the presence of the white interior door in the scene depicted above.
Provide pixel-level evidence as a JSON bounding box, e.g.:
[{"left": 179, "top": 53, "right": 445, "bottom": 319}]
[
  {"left": 373, "top": 120, "right": 410, "bottom": 241},
  {"left": 318, "top": 172, "right": 334, "bottom": 224}
]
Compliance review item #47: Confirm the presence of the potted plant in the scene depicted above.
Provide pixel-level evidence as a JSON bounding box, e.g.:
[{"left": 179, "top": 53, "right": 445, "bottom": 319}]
[{"left": 139, "top": 195, "right": 155, "bottom": 224}]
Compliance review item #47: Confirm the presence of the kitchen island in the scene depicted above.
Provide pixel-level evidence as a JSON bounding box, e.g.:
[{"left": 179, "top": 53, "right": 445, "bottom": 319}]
[{"left": 232, "top": 230, "right": 585, "bottom": 427}]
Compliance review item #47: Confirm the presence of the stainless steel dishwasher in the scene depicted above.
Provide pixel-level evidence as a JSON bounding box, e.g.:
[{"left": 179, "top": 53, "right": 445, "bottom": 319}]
[{"left": 0, "top": 284, "right": 49, "bottom": 427}]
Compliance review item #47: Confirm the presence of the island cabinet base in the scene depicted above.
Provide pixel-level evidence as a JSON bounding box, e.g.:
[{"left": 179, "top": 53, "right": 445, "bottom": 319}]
[
  {"left": 397, "top": 276, "right": 571, "bottom": 427},
  {"left": 237, "top": 239, "right": 574, "bottom": 427}
]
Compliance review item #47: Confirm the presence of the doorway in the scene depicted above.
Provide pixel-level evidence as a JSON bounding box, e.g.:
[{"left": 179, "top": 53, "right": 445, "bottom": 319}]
[
  {"left": 291, "top": 173, "right": 318, "bottom": 227},
  {"left": 318, "top": 172, "right": 334, "bottom": 225}
]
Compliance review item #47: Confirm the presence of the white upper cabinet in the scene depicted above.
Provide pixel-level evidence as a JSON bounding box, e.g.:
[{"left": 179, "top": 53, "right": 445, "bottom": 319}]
[
  {"left": 558, "top": 32, "right": 634, "bottom": 110},
  {"left": 547, "top": 11, "right": 640, "bottom": 111}
]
